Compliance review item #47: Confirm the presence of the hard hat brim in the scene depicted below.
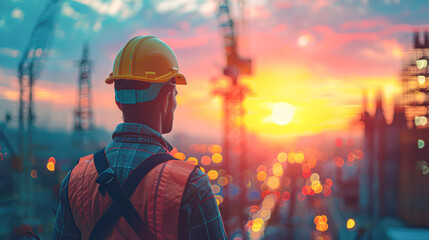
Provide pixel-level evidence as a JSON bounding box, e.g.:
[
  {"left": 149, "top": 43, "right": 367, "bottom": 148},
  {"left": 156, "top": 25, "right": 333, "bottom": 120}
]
[{"left": 105, "top": 73, "right": 187, "bottom": 85}]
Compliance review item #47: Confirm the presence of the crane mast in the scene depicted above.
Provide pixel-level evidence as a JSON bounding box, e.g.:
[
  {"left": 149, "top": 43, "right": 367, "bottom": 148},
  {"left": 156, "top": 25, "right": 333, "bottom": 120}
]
[
  {"left": 216, "top": 0, "right": 252, "bottom": 236},
  {"left": 17, "top": 0, "right": 63, "bottom": 220}
]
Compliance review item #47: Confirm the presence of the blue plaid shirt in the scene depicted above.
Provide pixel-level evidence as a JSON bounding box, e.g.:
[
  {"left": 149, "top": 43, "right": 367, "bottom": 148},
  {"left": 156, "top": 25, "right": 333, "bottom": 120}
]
[{"left": 52, "top": 123, "right": 227, "bottom": 240}]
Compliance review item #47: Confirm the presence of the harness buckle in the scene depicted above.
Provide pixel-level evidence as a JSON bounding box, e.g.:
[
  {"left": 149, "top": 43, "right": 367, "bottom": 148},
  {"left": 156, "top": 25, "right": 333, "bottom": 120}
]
[{"left": 96, "top": 167, "right": 115, "bottom": 196}]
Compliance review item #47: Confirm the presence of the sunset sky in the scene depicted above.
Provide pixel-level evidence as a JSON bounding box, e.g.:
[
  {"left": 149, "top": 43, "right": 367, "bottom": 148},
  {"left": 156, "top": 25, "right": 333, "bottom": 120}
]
[{"left": 1, "top": 0, "right": 429, "bottom": 141}]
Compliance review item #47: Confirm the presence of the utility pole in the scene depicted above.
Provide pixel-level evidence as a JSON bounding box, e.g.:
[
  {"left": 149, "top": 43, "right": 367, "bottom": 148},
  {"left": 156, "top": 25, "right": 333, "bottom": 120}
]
[{"left": 17, "top": 0, "right": 63, "bottom": 222}]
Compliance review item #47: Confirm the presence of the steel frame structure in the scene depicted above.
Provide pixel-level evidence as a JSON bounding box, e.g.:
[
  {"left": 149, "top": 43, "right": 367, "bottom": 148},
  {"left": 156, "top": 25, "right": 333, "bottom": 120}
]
[
  {"left": 216, "top": 0, "right": 252, "bottom": 235},
  {"left": 17, "top": 0, "right": 63, "bottom": 220},
  {"left": 74, "top": 43, "right": 94, "bottom": 141}
]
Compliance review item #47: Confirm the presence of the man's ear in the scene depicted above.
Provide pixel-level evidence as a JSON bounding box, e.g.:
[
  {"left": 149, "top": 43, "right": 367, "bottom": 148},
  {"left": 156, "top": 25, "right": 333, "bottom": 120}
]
[
  {"left": 115, "top": 100, "right": 123, "bottom": 111},
  {"left": 163, "top": 91, "right": 171, "bottom": 114}
]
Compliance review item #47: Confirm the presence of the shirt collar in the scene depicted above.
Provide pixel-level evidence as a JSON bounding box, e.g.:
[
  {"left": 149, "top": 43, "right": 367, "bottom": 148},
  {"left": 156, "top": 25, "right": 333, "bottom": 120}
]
[{"left": 112, "top": 123, "right": 173, "bottom": 152}]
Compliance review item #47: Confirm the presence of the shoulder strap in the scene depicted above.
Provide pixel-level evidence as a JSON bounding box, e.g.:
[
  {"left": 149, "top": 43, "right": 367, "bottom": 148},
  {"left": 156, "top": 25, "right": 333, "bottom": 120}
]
[{"left": 89, "top": 148, "right": 176, "bottom": 240}]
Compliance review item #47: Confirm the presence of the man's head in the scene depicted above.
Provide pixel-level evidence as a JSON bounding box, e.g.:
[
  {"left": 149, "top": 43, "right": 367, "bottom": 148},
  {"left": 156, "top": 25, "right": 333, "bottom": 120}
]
[
  {"left": 114, "top": 79, "right": 177, "bottom": 134},
  {"left": 106, "top": 36, "right": 186, "bottom": 134}
]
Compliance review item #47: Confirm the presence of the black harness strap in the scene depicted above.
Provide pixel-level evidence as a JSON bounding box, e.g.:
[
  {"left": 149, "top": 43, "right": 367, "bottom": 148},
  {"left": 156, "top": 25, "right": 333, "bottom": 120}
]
[{"left": 89, "top": 148, "right": 177, "bottom": 240}]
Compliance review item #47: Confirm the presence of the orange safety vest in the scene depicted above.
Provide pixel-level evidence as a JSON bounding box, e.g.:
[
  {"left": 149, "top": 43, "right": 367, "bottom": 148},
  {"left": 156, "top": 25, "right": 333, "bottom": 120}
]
[{"left": 67, "top": 153, "right": 196, "bottom": 240}]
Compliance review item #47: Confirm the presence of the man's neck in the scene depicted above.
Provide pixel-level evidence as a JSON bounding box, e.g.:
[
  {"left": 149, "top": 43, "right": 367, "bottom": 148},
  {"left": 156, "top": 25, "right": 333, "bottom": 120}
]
[{"left": 124, "top": 119, "right": 162, "bottom": 134}]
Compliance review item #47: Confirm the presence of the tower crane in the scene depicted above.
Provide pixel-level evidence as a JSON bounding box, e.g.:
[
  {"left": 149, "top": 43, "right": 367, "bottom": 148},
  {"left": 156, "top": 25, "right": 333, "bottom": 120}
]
[
  {"left": 215, "top": 0, "right": 252, "bottom": 236},
  {"left": 17, "top": 0, "right": 63, "bottom": 220}
]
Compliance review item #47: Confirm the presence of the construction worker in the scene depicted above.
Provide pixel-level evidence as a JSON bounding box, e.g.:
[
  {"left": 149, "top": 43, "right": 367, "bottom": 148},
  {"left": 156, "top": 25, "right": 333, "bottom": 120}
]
[{"left": 52, "top": 36, "right": 227, "bottom": 240}]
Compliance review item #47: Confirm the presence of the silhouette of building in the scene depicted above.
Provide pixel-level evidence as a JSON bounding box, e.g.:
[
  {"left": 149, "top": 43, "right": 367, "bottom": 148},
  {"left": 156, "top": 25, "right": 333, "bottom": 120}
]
[{"left": 360, "top": 31, "right": 429, "bottom": 227}]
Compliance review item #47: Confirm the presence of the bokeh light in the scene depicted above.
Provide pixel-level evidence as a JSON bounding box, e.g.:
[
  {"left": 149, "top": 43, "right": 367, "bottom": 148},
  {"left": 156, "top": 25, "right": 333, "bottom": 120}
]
[
  {"left": 212, "top": 153, "right": 223, "bottom": 163},
  {"left": 187, "top": 157, "right": 198, "bottom": 165},
  {"left": 277, "top": 152, "right": 287, "bottom": 162},
  {"left": 347, "top": 218, "right": 356, "bottom": 229},
  {"left": 31, "top": 169, "right": 37, "bottom": 178},
  {"left": 257, "top": 171, "right": 267, "bottom": 181},
  {"left": 272, "top": 163, "right": 283, "bottom": 177},
  {"left": 47, "top": 162, "right": 55, "bottom": 171},
  {"left": 174, "top": 152, "right": 186, "bottom": 160},
  {"left": 207, "top": 170, "right": 219, "bottom": 180},
  {"left": 201, "top": 155, "right": 211, "bottom": 165}
]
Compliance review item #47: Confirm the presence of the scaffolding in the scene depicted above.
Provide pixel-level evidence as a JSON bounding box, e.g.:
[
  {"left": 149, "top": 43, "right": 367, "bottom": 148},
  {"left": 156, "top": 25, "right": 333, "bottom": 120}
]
[{"left": 400, "top": 32, "right": 429, "bottom": 129}]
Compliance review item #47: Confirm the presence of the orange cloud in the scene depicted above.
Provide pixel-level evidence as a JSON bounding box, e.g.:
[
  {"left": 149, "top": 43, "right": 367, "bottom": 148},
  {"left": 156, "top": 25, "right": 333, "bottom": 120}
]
[{"left": 342, "top": 17, "right": 390, "bottom": 30}]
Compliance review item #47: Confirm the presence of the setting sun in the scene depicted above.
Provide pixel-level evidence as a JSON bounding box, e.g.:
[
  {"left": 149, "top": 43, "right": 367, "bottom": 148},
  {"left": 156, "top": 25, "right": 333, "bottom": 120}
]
[{"left": 272, "top": 102, "right": 295, "bottom": 126}]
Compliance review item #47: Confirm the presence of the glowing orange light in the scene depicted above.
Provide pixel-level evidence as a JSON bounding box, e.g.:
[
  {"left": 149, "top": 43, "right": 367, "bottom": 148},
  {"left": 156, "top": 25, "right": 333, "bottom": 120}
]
[
  {"left": 266, "top": 176, "right": 280, "bottom": 190},
  {"left": 311, "top": 180, "right": 321, "bottom": 189},
  {"left": 316, "top": 222, "right": 328, "bottom": 232},
  {"left": 261, "top": 190, "right": 271, "bottom": 199},
  {"left": 347, "top": 218, "right": 355, "bottom": 229},
  {"left": 212, "top": 153, "right": 222, "bottom": 163},
  {"left": 247, "top": 220, "right": 253, "bottom": 229},
  {"left": 302, "top": 185, "right": 311, "bottom": 195},
  {"left": 308, "top": 156, "right": 317, "bottom": 168},
  {"left": 48, "top": 156, "right": 56, "bottom": 164},
  {"left": 313, "top": 184, "right": 323, "bottom": 194},
  {"left": 295, "top": 152, "right": 304, "bottom": 163},
  {"left": 272, "top": 163, "right": 283, "bottom": 176},
  {"left": 335, "top": 157, "right": 344, "bottom": 167},
  {"left": 187, "top": 157, "right": 198, "bottom": 165},
  {"left": 324, "top": 187, "right": 331, "bottom": 196},
  {"left": 47, "top": 162, "right": 55, "bottom": 172},
  {"left": 199, "top": 166, "right": 205, "bottom": 173},
  {"left": 250, "top": 205, "right": 260, "bottom": 214},
  {"left": 207, "top": 170, "right": 219, "bottom": 180},
  {"left": 201, "top": 156, "right": 211, "bottom": 165},
  {"left": 288, "top": 151, "right": 296, "bottom": 164},
  {"left": 314, "top": 216, "right": 322, "bottom": 225},
  {"left": 31, "top": 169, "right": 37, "bottom": 178},
  {"left": 215, "top": 195, "right": 224, "bottom": 205},
  {"left": 281, "top": 191, "right": 291, "bottom": 201},
  {"left": 325, "top": 178, "right": 333, "bottom": 187},
  {"left": 277, "top": 152, "right": 287, "bottom": 162},
  {"left": 347, "top": 153, "right": 356, "bottom": 163},
  {"left": 210, "top": 145, "right": 223, "bottom": 154},
  {"left": 257, "top": 171, "right": 267, "bottom": 181},
  {"left": 252, "top": 218, "right": 264, "bottom": 232},
  {"left": 173, "top": 152, "right": 186, "bottom": 160}
]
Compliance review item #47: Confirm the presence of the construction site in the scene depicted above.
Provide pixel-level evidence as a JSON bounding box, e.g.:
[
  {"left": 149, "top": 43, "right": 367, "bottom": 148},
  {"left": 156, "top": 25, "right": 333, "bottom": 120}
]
[{"left": 0, "top": 0, "right": 429, "bottom": 239}]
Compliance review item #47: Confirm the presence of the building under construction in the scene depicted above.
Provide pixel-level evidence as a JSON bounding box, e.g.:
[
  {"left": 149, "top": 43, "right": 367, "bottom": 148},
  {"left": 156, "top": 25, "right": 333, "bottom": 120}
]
[{"left": 360, "top": 31, "right": 429, "bottom": 228}]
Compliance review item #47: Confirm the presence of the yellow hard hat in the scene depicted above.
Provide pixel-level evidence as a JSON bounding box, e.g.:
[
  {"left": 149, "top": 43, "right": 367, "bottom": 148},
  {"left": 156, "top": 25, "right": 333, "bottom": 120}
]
[{"left": 105, "top": 36, "right": 186, "bottom": 85}]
